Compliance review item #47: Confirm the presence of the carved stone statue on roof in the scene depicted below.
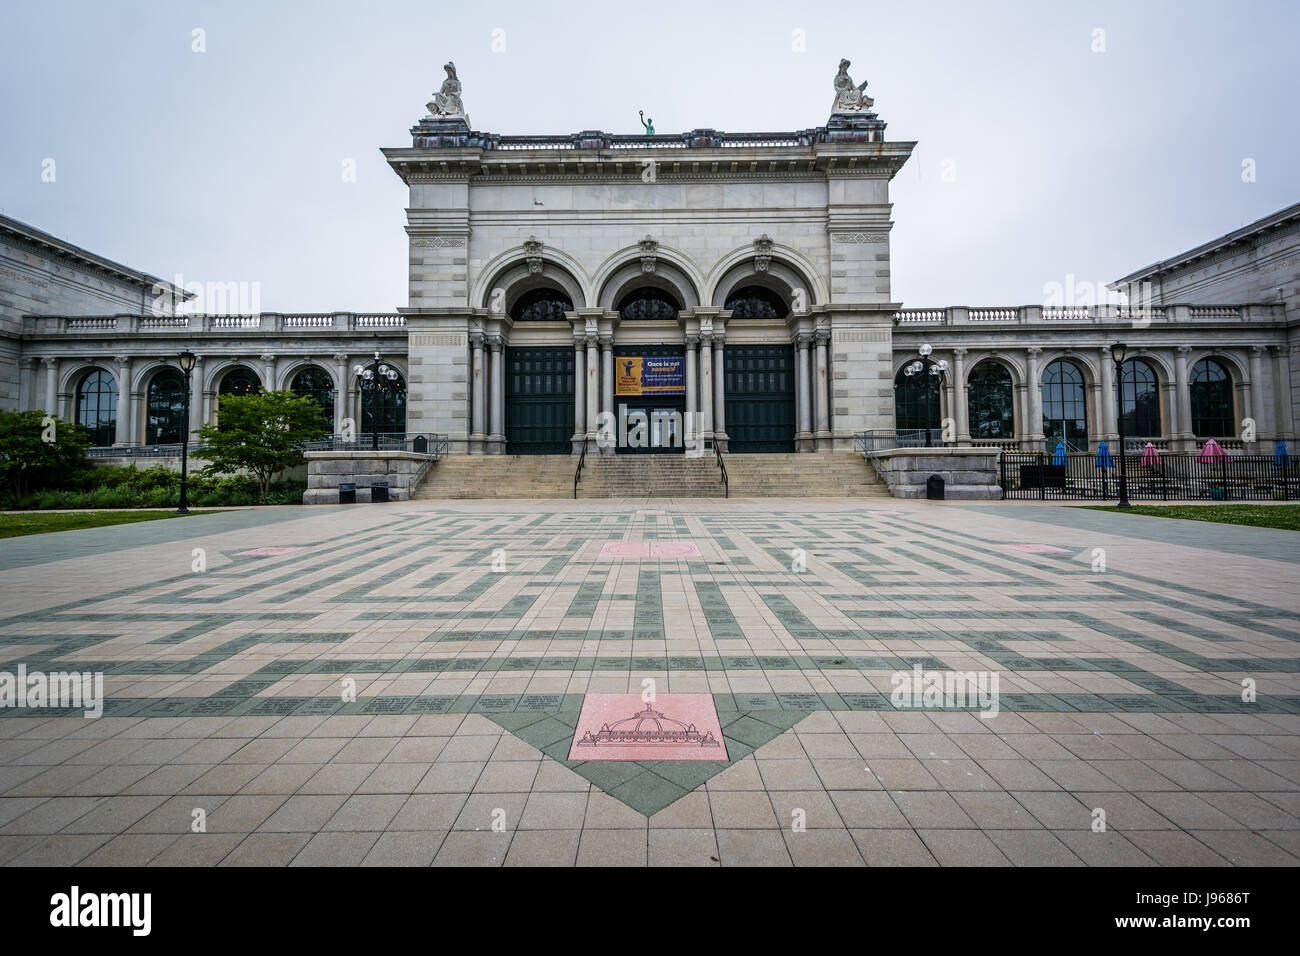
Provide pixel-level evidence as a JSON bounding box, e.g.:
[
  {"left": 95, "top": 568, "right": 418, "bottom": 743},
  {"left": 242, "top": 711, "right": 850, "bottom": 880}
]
[
  {"left": 831, "top": 58, "right": 874, "bottom": 113},
  {"left": 427, "top": 62, "right": 467, "bottom": 121}
]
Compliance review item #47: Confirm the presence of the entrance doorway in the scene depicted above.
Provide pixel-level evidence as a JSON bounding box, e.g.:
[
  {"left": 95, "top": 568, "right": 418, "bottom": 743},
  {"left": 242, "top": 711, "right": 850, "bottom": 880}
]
[
  {"left": 724, "top": 344, "right": 796, "bottom": 452},
  {"left": 505, "top": 347, "right": 574, "bottom": 454},
  {"left": 614, "top": 346, "right": 686, "bottom": 454},
  {"left": 617, "top": 397, "right": 686, "bottom": 454}
]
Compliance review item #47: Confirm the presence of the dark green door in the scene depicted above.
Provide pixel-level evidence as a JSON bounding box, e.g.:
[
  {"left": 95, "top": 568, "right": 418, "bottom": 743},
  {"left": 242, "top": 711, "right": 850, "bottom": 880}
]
[
  {"left": 505, "top": 347, "right": 574, "bottom": 454},
  {"left": 725, "top": 344, "right": 795, "bottom": 452}
]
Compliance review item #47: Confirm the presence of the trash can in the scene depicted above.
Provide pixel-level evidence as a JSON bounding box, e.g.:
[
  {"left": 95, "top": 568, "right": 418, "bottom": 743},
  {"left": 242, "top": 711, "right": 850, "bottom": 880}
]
[
  {"left": 371, "top": 480, "right": 389, "bottom": 503},
  {"left": 926, "top": 474, "right": 945, "bottom": 500},
  {"left": 412, "top": 435, "right": 427, "bottom": 455},
  {"left": 338, "top": 482, "right": 356, "bottom": 504}
]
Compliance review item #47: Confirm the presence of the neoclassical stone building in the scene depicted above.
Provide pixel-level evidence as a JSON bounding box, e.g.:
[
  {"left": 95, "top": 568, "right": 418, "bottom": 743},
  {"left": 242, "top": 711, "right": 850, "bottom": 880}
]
[{"left": 3, "top": 60, "right": 1297, "bottom": 461}]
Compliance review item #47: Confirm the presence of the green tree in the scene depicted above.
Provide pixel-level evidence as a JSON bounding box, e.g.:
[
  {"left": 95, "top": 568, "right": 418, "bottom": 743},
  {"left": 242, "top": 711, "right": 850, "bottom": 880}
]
[
  {"left": 196, "top": 391, "right": 327, "bottom": 502},
  {"left": 0, "top": 410, "right": 91, "bottom": 500}
]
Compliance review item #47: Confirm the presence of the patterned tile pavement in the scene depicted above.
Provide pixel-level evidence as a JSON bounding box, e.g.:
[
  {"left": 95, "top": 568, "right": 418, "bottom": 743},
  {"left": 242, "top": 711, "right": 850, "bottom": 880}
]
[{"left": 0, "top": 498, "right": 1298, "bottom": 866}]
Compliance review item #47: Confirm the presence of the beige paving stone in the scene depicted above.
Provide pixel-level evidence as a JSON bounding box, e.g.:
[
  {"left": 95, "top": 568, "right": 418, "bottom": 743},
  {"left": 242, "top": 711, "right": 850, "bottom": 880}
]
[
  {"left": 783, "top": 827, "right": 865, "bottom": 866},
  {"left": 918, "top": 829, "right": 1013, "bottom": 866},
  {"left": 219, "top": 832, "right": 312, "bottom": 867},
  {"left": 716, "top": 828, "right": 792, "bottom": 866},
  {"left": 291, "top": 831, "right": 381, "bottom": 866},
  {"left": 708, "top": 790, "right": 780, "bottom": 828},
  {"left": 504, "top": 829, "right": 580, "bottom": 866},
  {"left": 649, "top": 828, "right": 720, "bottom": 866},
  {"left": 433, "top": 830, "right": 511, "bottom": 866},
  {"left": 148, "top": 832, "right": 245, "bottom": 867}
]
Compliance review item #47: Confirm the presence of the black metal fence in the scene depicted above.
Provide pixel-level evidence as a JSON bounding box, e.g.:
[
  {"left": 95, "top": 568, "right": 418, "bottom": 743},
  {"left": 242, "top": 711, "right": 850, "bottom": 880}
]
[
  {"left": 301, "top": 433, "right": 448, "bottom": 457},
  {"left": 854, "top": 428, "right": 950, "bottom": 453},
  {"left": 1000, "top": 451, "right": 1297, "bottom": 501}
]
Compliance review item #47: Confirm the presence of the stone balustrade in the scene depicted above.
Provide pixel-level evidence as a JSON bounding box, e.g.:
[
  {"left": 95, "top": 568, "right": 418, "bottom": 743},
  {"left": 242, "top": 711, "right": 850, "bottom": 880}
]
[
  {"left": 893, "top": 303, "right": 1284, "bottom": 326},
  {"left": 24, "top": 312, "right": 408, "bottom": 335}
]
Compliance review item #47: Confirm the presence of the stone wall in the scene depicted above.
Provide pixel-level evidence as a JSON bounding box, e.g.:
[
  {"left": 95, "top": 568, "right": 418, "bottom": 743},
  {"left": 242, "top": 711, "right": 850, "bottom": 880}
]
[
  {"left": 302, "top": 450, "right": 433, "bottom": 504},
  {"left": 867, "top": 447, "right": 1002, "bottom": 500}
]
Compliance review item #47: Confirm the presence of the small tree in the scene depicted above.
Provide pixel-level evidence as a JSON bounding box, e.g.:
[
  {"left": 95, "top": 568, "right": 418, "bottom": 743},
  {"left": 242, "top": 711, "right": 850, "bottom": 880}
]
[
  {"left": 196, "top": 391, "right": 327, "bottom": 502},
  {"left": 0, "top": 409, "right": 91, "bottom": 500}
]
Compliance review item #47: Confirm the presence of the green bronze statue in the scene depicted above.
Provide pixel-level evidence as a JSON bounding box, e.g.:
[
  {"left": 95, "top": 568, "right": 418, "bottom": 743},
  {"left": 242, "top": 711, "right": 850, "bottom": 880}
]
[{"left": 638, "top": 110, "right": 654, "bottom": 136}]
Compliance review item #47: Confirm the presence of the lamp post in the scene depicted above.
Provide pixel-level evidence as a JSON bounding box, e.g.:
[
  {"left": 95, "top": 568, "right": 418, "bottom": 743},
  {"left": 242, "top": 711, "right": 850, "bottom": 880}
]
[
  {"left": 903, "top": 344, "right": 949, "bottom": 447},
  {"left": 1110, "top": 341, "right": 1131, "bottom": 509},
  {"left": 353, "top": 351, "right": 399, "bottom": 451},
  {"left": 176, "top": 349, "right": 197, "bottom": 515}
]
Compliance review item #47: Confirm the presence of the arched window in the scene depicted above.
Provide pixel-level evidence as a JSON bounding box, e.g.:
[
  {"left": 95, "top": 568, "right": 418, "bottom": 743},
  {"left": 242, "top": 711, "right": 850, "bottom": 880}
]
[
  {"left": 146, "top": 369, "right": 187, "bottom": 444},
  {"left": 290, "top": 366, "right": 335, "bottom": 427},
  {"left": 725, "top": 286, "right": 789, "bottom": 319},
  {"left": 362, "top": 370, "right": 406, "bottom": 435},
  {"left": 216, "top": 367, "right": 262, "bottom": 430},
  {"left": 967, "top": 362, "right": 1015, "bottom": 439},
  {"left": 510, "top": 288, "right": 573, "bottom": 322},
  {"left": 894, "top": 366, "right": 940, "bottom": 430},
  {"left": 218, "top": 366, "right": 261, "bottom": 398},
  {"left": 1042, "top": 360, "right": 1088, "bottom": 451},
  {"left": 76, "top": 369, "right": 117, "bottom": 446},
  {"left": 1119, "top": 358, "right": 1161, "bottom": 437},
  {"left": 617, "top": 288, "right": 680, "bottom": 321},
  {"left": 1190, "top": 358, "right": 1234, "bottom": 437}
]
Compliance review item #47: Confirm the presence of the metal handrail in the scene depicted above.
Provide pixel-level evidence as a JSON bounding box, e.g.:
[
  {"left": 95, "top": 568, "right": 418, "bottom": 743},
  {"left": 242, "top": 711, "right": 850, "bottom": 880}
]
[
  {"left": 714, "top": 442, "right": 729, "bottom": 498},
  {"left": 573, "top": 436, "right": 590, "bottom": 499}
]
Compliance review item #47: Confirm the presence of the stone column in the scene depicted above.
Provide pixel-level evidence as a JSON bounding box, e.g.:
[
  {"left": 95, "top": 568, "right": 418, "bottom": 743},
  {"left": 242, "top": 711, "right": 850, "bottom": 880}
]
[
  {"left": 1248, "top": 345, "right": 1266, "bottom": 447},
  {"left": 469, "top": 332, "right": 486, "bottom": 453},
  {"left": 1099, "top": 347, "right": 1116, "bottom": 446},
  {"left": 573, "top": 334, "right": 586, "bottom": 452},
  {"left": 42, "top": 358, "right": 58, "bottom": 417},
  {"left": 1162, "top": 380, "right": 1178, "bottom": 440},
  {"left": 600, "top": 334, "right": 614, "bottom": 452},
  {"left": 684, "top": 334, "right": 698, "bottom": 450},
  {"left": 260, "top": 352, "right": 277, "bottom": 393},
  {"left": 814, "top": 330, "right": 830, "bottom": 449},
  {"left": 699, "top": 333, "right": 714, "bottom": 444},
  {"left": 1273, "top": 346, "right": 1295, "bottom": 441},
  {"left": 952, "top": 347, "right": 969, "bottom": 445},
  {"left": 1015, "top": 383, "right": 1028, "bottom": 446},
  {"left": 190, "top": 355, "right": 207, "bottom": 438},
  {"left": 332, "top": 353, "right": 348, "bottom": 436},
  {"left": 488, "top": 337, "right": 505, "bottom": 453},
  {"left": 114, "top": 355, "right": 131, "bottom": 445},
  {"left": 20, "top": 357, "right": 37, "bottom": 411},
  {"left": 1174, "top": 346, "right": 1194, "bottom": 450},
  {"left": 795, "top": 333, "right": 813, "bottom": 451},
  {"left": 1026, "top": 347, "right": 1044, "bottom": 450},
  {"left": 713, "top": 334, "right": 727, "bottom": 450},
  {"left": 584, "top": 334, "right": 599, "bottom": 444}
]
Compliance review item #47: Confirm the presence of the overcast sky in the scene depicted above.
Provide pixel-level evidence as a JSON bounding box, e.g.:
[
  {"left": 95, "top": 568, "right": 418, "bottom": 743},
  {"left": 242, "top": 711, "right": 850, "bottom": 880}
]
[{"left": 1, "top": 0, "right": 1296, "bottom": 311}]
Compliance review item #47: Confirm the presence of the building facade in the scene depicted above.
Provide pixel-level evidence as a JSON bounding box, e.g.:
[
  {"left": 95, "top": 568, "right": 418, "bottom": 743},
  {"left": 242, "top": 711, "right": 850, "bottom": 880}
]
[{"left": 3, "top": 61, "right": 1298, "bottom": 458}]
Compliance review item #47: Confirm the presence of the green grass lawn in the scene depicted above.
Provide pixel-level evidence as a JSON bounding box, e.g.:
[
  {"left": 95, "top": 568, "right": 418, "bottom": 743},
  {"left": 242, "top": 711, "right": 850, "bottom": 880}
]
[
  {"left": 0, "top": 510, "right": 222, "bottom": 539},
  {"left": 1080, "top": 504, "right": 1300, "bottom": 531}
]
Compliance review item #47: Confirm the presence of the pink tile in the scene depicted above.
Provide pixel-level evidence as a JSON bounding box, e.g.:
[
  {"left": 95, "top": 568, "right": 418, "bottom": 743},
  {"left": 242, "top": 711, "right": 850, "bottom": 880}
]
[
  {"left": 1000, "top": 543, "right": 1071, "bottom": 554},
  {"left": 568, "top": 694, "right": 728, "bottom": 762},
  {"left": 235, "top": 547, "right": 306, "bottom": 557},
  {"left": 598, "top": 541, "right": 701, "bottom": 559}
]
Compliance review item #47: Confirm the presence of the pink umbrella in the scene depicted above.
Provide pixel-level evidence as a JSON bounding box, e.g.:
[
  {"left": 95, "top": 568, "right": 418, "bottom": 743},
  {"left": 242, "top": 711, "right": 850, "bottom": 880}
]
[
  {"left": 1140, "top": 441, "right": 1161, "bottom": 467},
  {"left": 1198, "top": 438, "right": 1228, "bottom": 463}
]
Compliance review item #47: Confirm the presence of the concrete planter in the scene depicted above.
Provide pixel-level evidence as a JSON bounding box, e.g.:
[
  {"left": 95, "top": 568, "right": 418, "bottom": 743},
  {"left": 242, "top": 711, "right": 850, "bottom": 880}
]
[
  {"left": 866, "top": 447, "right": 1002, "bottom": 500},
  {"left": 303, "top": 450, "right": 433, "bottom": 504}
]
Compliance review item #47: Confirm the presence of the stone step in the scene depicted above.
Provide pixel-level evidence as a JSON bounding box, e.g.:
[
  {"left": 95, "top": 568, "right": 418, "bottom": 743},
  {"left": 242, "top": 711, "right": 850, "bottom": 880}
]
[{"left": 415, "top": 451, "right": 890, "bottom": 499}]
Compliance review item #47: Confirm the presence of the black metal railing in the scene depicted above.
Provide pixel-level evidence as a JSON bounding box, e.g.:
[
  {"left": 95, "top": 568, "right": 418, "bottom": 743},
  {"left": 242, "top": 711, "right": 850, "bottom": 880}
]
[
  {"left": 714, "top": 443, "right": 729, "bottom": 498},
  {"left": 853, "top": 428, "right": 951, "bottom": 454},
  {"left": 1000, "top": 451, "right": 1296, "bottom": 501},
  {"left": 573, "top": 437, "right": 590, "bottom": 499},
  {"left": 88, "top": 443, "right": 204, "bottom": 459},
  {"left": 302, "top": 433, "right": 447, "bottom": 457}
]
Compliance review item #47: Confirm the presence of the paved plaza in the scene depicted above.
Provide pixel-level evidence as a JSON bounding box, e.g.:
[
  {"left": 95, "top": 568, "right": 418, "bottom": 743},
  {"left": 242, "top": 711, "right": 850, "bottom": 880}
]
[{"left": 0, "top": 499, "right": 1298, "bottom": 867}]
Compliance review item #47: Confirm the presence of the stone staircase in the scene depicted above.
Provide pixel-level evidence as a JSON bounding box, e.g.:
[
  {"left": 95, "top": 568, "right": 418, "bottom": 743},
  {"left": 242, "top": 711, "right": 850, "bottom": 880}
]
[
  {"left": 722, "top": 452, "right": 892, "bottom": 497},
  {"left": 575, "top": 455, "right": 726, "bottom": 498},
  {"left": 412, "top": 451, "right": 891, "bottom": 499},
  {"left": 412, "top": 455, "right": 575, "bottom": 499}
]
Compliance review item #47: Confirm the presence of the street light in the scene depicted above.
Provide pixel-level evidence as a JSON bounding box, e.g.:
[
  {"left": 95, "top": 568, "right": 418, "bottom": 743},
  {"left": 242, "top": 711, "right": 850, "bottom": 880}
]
[
  {"left": 903, "top": 344, "right": 949, "bottom": 447},
  {"left": 176, "top": 350, "right": 197, "bottom": 515},
  {"left": 1109, "top": 341, "right": 1131, "bottom": 509},
  {"left": 352, "top": 351, "right": 400, "bottom": 451}
]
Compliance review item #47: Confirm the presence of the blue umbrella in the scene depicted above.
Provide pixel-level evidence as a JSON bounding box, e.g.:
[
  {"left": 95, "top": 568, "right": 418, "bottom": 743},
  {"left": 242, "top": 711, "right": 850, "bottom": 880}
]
[
  {"left": 1052, "top": 442, "right": 1067, "bottom": 466},
  {"left": 1275, "top": 441, "right": 1291, "bottom": 467},
  {"left": 1095, "top": 441, "right": 1114, "bottom": 468}
]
